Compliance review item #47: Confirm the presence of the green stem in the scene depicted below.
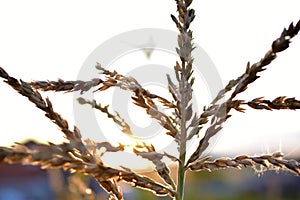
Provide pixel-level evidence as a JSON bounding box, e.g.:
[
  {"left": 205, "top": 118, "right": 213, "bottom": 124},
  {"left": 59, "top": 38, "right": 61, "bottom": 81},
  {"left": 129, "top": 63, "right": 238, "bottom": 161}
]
[{"left": 176, "top": 159, "right": 186, "bottom": 200}]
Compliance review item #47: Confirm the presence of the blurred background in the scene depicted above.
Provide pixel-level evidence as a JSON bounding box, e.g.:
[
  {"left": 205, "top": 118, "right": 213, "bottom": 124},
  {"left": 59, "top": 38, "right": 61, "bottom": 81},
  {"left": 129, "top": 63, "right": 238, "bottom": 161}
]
[{"left": 0, "top": 0, "right": 300, "bottom": 199}]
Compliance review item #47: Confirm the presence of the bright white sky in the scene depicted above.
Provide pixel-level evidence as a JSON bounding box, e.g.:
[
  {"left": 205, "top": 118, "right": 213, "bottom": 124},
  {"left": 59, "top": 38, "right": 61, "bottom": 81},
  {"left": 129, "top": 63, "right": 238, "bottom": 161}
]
[{"left": 0, "top": 0, "right": 300, "bottom": 159}]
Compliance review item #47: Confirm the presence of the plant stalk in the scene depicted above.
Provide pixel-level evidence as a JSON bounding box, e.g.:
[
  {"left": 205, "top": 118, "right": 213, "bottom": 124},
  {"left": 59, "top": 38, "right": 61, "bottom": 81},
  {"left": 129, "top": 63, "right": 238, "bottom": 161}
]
[
  {"left": 176, "top": 155, "right": 186, "bottom": 200},
  {"left": 176, "top": 61, "right": 188, "bottom": 200}
]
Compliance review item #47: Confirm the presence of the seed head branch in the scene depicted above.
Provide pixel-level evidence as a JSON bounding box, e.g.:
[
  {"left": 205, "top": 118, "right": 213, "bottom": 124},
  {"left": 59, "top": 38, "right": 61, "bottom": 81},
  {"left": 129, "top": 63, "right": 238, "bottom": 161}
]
[
  {"left": 0, "top": 142, "right": 176, "bottom": 197},
  {"left": 28, "top": 65, "right": 175, "bottom": 109},
  {"left": 0, "top": 67, "right": 85, "bottom": 149},
  {"left": 246, "top": 96, "right": 300, "bottom": 110},
  {"left": 186, "top": 20, "right": 300, "bottom": 166},
  {"left": 29, "top": 78, "right": 103, "bottom": 94},
  {"left": 23, "top": 65, "right": 178, "bottom": 137},
  {"left": 133, "top": 144, "right": 176, "bottom": 189},
  {"left": 189, "top": 152, "right": 300, "bottom": 176},
  {"left": 231, "top": 20, "right": 300, "bottom": 100},
  {"left": 77, "top": 97, "right": 133, "bottom": 135}
]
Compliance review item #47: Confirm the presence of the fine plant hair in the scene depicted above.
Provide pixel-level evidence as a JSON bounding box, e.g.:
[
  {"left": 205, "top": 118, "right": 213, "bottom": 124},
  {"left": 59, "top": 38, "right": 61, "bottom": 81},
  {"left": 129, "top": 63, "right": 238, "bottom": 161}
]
[{"left": 1, "top": 1, "right": 300, "bottom": 200}]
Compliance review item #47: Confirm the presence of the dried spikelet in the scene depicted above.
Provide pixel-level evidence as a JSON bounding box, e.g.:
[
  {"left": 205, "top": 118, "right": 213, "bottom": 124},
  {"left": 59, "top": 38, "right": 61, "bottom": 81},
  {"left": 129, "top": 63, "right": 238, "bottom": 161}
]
[{"left": 85, "top": 138, "right": 125, "bottom": 157}]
